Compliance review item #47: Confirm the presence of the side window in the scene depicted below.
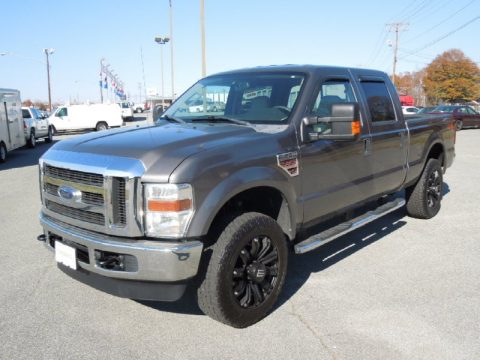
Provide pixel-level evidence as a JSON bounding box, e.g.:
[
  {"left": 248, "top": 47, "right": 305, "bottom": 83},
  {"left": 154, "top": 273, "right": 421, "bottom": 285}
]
[
  {"left": 312, "top": 80, "right": 355, "bottom": 117},
  {"left": 56, "top": 108, "right": 68, "bottom": 117},
  {"left": 22, "top": 109, "right": 31, "bottom": 119},
  {"left": 360, "top": 81, "right": 396, "bottom": 122}
]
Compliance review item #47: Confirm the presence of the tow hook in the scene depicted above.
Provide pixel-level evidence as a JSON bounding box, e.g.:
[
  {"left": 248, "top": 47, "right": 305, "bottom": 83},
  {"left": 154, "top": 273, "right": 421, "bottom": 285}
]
[{"left": 37, "top": 234, "right": 46, "bottom": 242}]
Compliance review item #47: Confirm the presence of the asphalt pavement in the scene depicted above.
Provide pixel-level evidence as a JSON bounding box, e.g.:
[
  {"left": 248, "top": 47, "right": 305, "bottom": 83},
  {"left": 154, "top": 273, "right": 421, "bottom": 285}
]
[{"left": 0, "top": 126, "right": 479, "bottom": 360}]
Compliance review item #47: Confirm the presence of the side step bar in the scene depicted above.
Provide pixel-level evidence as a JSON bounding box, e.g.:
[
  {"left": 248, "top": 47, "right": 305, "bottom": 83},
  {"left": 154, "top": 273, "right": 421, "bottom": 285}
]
[{"left": 294, "top": 198, "right": 406, "bottom": 254}]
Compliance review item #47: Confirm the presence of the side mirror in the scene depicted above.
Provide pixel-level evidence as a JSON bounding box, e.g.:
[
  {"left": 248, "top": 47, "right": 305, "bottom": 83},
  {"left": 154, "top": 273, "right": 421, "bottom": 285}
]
[{"left": 302, "top": 103, "right": 361, "bottom": 142}]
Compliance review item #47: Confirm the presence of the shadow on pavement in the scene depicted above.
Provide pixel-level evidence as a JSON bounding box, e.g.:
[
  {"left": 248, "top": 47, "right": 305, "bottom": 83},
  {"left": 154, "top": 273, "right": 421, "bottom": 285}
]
[{"left": 0, "top": 140, "right": 58, "bottom": 171}]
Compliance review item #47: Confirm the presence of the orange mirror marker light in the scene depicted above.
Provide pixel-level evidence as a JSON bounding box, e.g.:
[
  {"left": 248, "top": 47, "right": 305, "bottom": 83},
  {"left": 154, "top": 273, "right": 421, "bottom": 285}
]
[{"left": 351, "top": 120, "right": 361, "bottom": 136}]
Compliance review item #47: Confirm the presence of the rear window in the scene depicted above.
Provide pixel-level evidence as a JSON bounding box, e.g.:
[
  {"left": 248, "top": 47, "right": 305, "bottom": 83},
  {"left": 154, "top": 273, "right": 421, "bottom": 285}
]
[
  {"left": 360, "top": 81, "right": 396, "bottom": 122},
  {"left": 22, "top": 109, "right": 31, "bottom": 119}
]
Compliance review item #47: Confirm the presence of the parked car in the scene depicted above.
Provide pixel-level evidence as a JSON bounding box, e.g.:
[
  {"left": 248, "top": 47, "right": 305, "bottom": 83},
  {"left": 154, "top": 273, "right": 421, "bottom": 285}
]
[
  {"left": 402, "top": 106, "right": 419, "bottom": 115},
  {"left": 417, "top": 106, "right": 437, "bottom": 114},
  {"left": 48, "top": 104, "right": 123, "bottom": 133},
  {"left": 37, "top": 65, "right": 455, "bottom": 328},
  {"left": 22, "top": 107, "right": 53, "bottom": 147},
  {"left": 0, "top": 89, "right": 26, "bottom": 162},
  {"left": 131, "top": 102, "right": 144, "bottom": 113},
  {"left": 118, "top": 102, "right": 134, "bottom": 120},
  {"left": 428, "top": 105, "right": 480, "bottom": 130}
]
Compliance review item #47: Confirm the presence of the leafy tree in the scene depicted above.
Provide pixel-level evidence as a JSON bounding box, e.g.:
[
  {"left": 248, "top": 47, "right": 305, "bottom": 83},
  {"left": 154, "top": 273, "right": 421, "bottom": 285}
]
[
  {"left": 423, "top": 49, "right": 480, "bottom": 103},
  {"left": 22, "top": 99, "right": 33, "bottom": 107}
]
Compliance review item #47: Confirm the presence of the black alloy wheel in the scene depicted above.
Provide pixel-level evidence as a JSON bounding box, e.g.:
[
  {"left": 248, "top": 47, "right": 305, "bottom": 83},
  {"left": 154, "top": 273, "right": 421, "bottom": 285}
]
[
  {"left": 197, "top": 212, "right": 288, "bottom": 328},
  {"left": 406, "top": 158, "right": 443, "bottom": 219},
  {"left": 426, "top": 168, "right": 442, "bottom": 208},
  {"left": 232, "top": 235, "right": 279, "bottom": 309}
]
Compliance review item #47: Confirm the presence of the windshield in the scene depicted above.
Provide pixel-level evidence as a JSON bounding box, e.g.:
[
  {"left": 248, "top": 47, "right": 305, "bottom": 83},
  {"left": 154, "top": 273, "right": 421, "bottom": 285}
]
[{"left": 163, "top": 72, "right": 305, "bottom": 125}]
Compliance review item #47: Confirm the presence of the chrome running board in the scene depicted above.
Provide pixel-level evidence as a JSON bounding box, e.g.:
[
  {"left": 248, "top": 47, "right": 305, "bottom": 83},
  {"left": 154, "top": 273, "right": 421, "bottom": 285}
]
[{"left": 294, "top": 198, "right": 405, "bottom": 254}]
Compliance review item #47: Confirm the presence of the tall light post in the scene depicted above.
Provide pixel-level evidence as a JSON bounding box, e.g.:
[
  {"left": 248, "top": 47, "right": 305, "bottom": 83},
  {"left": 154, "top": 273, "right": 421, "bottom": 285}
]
[
  {"left": 169, "top": 0, "right": 175, "bottom": 100},
  {"left": 154, "top": 36, "right": 170, "bottom": 109},
  {"left": 200, "top": 0, "right": 206, "bottom": 77},
  {"left": 43, "top": 48, "right": 55, "bottom": 112}
]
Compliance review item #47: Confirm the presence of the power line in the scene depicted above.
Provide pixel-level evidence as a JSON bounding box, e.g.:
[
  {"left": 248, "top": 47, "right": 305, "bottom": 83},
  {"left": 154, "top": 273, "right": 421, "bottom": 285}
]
[
  {"left": 404, "top": 0, "right": 477, "bottom": 42},
  {"left": 400, "top": 16, "right": 480, "bottom": 59}
]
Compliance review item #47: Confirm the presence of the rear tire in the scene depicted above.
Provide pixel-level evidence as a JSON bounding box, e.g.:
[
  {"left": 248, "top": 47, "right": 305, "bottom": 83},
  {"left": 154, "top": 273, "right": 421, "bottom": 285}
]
[
  {"left": 0, "top": 142, "right": 7, "bottom": 163},
  {"left": 96, "top": 122, "right": 108, "bottom": 131},
  {"left": 456, "top": 120, "right": 463, "bottom": 131},
  {"left": 27, "top": 130, "right": 36, "bottom": 148},
  {"left": 197, "top": 212, "right": 288, "bottom": 328},
  {"left": 45, "top": 126, "right": 53, "bottom": 143},
  {"left": 406, "top": 158, "right": 443, "bottom": 219}
]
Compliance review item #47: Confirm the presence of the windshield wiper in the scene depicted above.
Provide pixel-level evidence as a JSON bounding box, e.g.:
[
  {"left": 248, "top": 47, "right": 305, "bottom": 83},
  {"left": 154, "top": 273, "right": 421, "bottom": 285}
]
[
  {"left": 159, "top": 114, "right": 186, "bottom": 124},
  {"left": 191, "top": 115, "right": 252, "bottom": 127}
]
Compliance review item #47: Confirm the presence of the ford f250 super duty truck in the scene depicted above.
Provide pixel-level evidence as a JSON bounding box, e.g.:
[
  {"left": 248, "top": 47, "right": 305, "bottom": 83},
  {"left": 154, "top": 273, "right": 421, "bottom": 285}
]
[{"left": 37, "top": 66, "right": 455, "bottom": 328}]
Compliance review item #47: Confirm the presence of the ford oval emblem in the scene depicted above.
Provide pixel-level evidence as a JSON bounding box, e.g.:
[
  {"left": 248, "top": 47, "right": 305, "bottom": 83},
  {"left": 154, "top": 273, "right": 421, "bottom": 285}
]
[{"left": 58, "top": 185, "right": 82, "bottom": 202}]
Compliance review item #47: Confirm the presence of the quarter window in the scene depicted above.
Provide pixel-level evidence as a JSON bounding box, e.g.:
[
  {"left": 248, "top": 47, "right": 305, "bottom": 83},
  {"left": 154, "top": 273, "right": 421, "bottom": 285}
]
[{"left": 360, "top": 81, "right": 396, "bottom": 122}]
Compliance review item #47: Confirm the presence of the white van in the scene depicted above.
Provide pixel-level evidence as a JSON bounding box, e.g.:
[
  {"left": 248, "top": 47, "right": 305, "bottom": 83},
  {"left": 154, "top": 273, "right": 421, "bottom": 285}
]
[
  {"left": 48, "top": 104, "right": 123, "bottom": 133},
  {"left": 0, "top": 89, "right": 26, "bottom": 162}
]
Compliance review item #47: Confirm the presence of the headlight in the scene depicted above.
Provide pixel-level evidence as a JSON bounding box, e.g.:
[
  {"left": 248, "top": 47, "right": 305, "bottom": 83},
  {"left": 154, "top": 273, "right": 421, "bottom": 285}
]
[{"left": 144, "top": 183, "right": 194, "bottom": 238}]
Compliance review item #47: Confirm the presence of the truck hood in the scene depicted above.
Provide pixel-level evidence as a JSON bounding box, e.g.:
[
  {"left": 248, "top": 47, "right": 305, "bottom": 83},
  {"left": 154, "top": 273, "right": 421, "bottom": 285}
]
[{"left": 51, "top": 123, "right": 256, "bottom": 182}]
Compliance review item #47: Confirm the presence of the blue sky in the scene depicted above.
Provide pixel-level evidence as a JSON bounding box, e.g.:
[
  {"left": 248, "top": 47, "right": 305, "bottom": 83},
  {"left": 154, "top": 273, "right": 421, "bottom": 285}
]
[{"left": 1, "top": 0, "right": 479, "bottom": 104}]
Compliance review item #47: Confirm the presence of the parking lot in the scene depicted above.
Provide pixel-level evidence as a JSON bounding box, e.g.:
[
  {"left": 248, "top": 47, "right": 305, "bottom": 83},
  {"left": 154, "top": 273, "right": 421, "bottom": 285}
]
[{"left": 0, "top": 128, "right": 479, "bottom": 359}]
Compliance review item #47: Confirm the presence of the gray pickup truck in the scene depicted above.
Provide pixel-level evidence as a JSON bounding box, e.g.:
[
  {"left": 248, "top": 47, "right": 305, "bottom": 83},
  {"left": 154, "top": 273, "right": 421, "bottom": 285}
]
[{"left": 38, "top": 65, "right": 455, "bottom": 328}]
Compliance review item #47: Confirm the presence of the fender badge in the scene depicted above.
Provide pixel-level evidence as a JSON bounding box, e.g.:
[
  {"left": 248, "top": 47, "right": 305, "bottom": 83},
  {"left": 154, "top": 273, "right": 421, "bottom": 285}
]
[{"left": 277, "top": 151, "right": 299, "bottom": 177}]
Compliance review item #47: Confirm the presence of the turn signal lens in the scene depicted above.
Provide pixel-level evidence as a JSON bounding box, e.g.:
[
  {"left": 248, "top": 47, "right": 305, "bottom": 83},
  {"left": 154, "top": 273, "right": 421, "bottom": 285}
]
[
  {"left": 351, "top": 120, "right": 361, "bottom": 135},
  {"left": 148, "top": 199, "right": 192, "bottom": 212}
]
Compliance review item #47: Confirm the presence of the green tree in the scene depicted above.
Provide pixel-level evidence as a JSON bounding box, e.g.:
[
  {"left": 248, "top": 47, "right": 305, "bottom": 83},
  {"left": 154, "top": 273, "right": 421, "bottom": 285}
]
[{"left": 423, "top": 49, "right": 480, "bottom": 103}]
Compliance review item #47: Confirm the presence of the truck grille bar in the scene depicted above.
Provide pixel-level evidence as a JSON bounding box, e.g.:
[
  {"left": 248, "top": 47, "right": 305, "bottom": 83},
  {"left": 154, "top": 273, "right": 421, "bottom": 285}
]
[{"left": 42, "top": 164, "right": 129, "bottom": 231}]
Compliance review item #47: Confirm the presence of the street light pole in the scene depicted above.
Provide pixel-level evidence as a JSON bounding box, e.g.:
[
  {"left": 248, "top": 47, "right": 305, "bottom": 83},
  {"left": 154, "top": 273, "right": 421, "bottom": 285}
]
[
  {"left": 169, "top": 0, "right": 175, "bottom": 100},
  {"left": 154, "top": 36, "right": 170, "bottom": 110},
  {"left": 43, "top": 48, "right": 55, "bottom": 112},
  {"left": 200, "top": 0, "right": 206, "bottom": 77}
]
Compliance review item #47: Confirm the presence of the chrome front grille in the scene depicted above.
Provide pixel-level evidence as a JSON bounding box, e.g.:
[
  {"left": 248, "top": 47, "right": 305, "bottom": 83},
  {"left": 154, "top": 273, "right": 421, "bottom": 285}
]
[
  {"left": 45, "top": 164, "right": 104, "bottom": 187},
  {"left": 42, "top": 164, "right": 131, "bottom": 232},
  {"left": 45, "top": 183, "right": 104, "bottom": 206},
  {"left": 46, "top": 200, "right": 105, "bottom": 225}
]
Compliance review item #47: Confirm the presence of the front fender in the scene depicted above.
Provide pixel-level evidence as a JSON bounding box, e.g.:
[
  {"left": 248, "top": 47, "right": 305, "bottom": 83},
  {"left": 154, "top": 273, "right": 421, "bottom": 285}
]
[{"left": 186, "top": 166, "right": 299, "bottom": 240}]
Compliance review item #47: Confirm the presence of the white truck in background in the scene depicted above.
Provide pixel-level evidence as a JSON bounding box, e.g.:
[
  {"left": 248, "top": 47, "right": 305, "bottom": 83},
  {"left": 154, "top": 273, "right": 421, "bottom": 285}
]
[
  {"left": 48, "top": 104, "right": 123, "bottom": 133},
  {"left": 22, "top": 107, "right": 53, "bottom": 147},
  {"left": 0, "top": 89, "right": 26, "bottom": 162}
]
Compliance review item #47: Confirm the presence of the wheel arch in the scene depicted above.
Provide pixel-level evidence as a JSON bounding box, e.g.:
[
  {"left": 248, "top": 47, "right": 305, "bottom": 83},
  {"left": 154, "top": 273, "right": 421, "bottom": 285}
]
[{"left": 187, "top": 169, "right": 298, "bottom": 241}]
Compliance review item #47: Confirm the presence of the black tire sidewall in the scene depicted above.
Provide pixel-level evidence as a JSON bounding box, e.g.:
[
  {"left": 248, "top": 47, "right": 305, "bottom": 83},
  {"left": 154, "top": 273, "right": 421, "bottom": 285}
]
[
  {"left": 200, "top": 213, "right": 288, "bottom": 328},
  {"left": 0, "top": 143, "right": 6, "bottom": 162},
  {"left": 46, "top": 127, "right": 53, "bottom": 143},
  {"left": 29, "top": 131, "right": 36, "bottom": 148},
  {"left": 456, "top": 120, "right": 463, "bottom": 131},
  {"left": 423, "top": 159, "right": 443, "bottom": 218}
]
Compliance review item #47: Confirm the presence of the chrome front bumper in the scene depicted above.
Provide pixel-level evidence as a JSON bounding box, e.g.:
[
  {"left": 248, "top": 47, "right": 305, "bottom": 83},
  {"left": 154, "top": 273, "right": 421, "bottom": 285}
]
[{"left": 40, "top": 213, "right": 203, "bottom": 282}]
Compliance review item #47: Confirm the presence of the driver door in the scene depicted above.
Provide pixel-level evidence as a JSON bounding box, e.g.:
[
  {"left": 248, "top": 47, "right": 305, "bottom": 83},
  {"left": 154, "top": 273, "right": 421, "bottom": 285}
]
[{"left": 300, "top": 76, "right": 374, "bottom": 224}]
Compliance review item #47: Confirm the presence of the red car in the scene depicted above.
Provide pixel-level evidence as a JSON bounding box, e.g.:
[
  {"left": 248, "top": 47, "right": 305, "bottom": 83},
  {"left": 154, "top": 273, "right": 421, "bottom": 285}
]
[{"left": 429, "top": 105, "right": 480, "bottom": 130}]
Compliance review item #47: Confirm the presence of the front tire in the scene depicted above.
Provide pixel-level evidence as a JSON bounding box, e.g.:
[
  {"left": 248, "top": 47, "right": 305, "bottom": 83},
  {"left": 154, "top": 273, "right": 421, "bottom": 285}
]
[
  {"left": 197, "top": 212, "right": 288, "bottom": 328},
  {"left": 406, "top": 158, "right": 443, "bottom": 219},
  {"left": 456, "top": 120, "right": 463, "bottom": 131}
]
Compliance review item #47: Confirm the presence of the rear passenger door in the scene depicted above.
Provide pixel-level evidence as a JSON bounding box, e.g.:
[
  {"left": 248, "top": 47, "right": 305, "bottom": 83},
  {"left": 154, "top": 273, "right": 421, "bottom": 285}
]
[{"left": 356, "top": 77, "right": 408, "bottom": 195}]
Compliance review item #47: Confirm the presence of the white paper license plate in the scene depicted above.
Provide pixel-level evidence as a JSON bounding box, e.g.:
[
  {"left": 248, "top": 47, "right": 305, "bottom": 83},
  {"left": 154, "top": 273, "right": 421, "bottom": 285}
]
[{"left": 55, "top": 241, "right": 77, "bottom": 270}]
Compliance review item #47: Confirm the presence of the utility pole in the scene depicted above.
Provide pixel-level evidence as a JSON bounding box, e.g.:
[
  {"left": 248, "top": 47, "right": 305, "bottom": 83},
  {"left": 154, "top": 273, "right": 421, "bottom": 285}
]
[
  {"left": 169, "top": 0, "right": 175, "bottom": 100},
  {"left": 387, "top": 22, "right": 408, "bottom": 87},
  {"left": 44, "top": 48, "right": 55, "bottom": 112},
  {"left": 200, "top": 0, "right": 206, "bottom": 77}
]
